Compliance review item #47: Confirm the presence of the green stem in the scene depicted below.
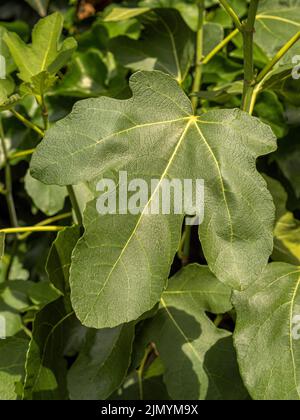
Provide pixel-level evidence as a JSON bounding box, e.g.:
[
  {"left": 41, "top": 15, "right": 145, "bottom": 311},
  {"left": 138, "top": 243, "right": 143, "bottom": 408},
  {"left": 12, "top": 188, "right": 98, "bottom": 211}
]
[
  {"left": 9, "top": 148, "right": 35, "bottom": 161},
  {"left": 18, "top": 212, "right": 72, "bottom": 240},
  {"left": 191, "top": 0, "right": 205, "bottom": 113},
  {"left": 202, "top": 28, "right": 239, "bottom": 65},
  {"left": 242, "top": 21, "right": 300, "bottom": 115},
  {"left": 218, "top": 0, "right": 243, "bottom": 31},
  {"left": 181, "top": 223, "right": 192, "bottom": 266},
  {"left": 41, "top": 94, "right": 49, "bottom": 131},
  {"left": 11, "top": 109, "right": 45, "bottom": 137},
  {"left": 256, "top": 31, "right": 300, "bottom": 84},
  {"left": 214, "top": 314, "right": 223, "bottom": 327},
  {"left": 241, "top": 0, "right": 259, "bottom": 113},
  {"left": 137, "top": 345, "right": 153, "bottom": 401},
  {"left": 67, "top": 185, "right": 83, "bottom": 226},
  {"left": 185, "top": 0, "right": 205, "bottom": 265},
  {"left": 0, "top": 226, "right": 65, "bottom": 234}
]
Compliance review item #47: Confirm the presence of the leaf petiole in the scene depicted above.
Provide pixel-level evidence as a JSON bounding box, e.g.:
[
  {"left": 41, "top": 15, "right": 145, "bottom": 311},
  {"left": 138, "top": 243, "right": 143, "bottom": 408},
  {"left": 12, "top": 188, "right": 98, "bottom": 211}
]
[
  {"left": 11, "top": 109, "right": 45, "bottom": 137},
  {"left": 241, "top": 0, "right": 259, "bottom": 113},
  {"left": 18, "top": 212, "right": 72, "bottom": 240},
  {"left": 218, "top": 0, "right": 243, "bottom": 31},
  {"left": 256, "top": 31, "right": 300, "bottom": 84},
  {"left": 191, "top": 0, "right": 205, "bottom": 112},
  {"left": 9, "top": 148, "right": 36, "bottom": 160},
  {"left": 0, "top": 226, "right": 65, "bottom": 234},
  {"left": 67, "top": 185, "right": 83, "bottom": 226},
  {"left": 202, "top": 28, "right": 239, "bottom": 65}
]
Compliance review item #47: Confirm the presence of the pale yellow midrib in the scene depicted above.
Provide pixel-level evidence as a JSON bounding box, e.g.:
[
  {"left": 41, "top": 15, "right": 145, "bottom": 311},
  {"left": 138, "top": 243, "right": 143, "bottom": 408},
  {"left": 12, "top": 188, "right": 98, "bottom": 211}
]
[
  {"left": 257, "top": 14, "right": 300, "bottom": 27},
  {"left": 82, "top": 119, "right": 194, "bottom": 324}
]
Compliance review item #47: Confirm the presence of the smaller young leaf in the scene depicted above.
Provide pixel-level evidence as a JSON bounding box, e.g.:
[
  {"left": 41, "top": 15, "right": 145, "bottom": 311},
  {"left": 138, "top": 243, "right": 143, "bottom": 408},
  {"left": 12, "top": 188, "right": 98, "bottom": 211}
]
[
  {"left": 67, "top": 323, "right": 135, "bottom": 400},
  {"left": 25, "top": 170, "right": 67, "bottom": 216},
  {"left": 0, "top": 338, "right": 28, "bottom": 400},
  {"left": 21, "top": 71, "right": 57, "bottom": 98},
  {"left": 3, "top": 12, "right": 77, "bottom": 85}
]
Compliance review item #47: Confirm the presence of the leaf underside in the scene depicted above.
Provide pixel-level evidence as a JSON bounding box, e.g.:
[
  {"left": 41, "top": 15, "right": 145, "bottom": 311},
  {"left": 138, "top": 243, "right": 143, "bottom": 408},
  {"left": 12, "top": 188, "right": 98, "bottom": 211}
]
[{"left": 31, "top": 71, "right": 277, "bottom": 328}]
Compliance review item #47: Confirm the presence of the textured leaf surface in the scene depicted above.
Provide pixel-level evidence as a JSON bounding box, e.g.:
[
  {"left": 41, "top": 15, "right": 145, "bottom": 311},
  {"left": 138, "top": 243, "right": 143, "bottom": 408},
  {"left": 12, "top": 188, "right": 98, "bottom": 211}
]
[
  {"left": 165, "top": 263, "right": 232, "bottom": 314},
  {"left": 136, "top": 265, "right": 247, "bottom": 400},
  {"left": 0, "top": 338, "right": 28, "bottom": 400},
  {"left": 256, "top": 0, "right": 300, "bottom": 60},
  {"left": 234, "top": 263, "right": 300, "bottom": 400},
  {"left": 4, "top": 12, "right": 77, "bottom": 83},
  {"left": 25, "top": 170, "right": 67, "bottom": 216},
  {"left": 67, "top": 323, "right": 134, "bottom": 400},
  {"left": 23, "top": 298, "right": 75, "bottom": 400},
  {"left": 31, "top": 71, "right": 276, "bottom": 328},
  {"left": 110, "top": 9, "right": 194, "bottom": 83}
]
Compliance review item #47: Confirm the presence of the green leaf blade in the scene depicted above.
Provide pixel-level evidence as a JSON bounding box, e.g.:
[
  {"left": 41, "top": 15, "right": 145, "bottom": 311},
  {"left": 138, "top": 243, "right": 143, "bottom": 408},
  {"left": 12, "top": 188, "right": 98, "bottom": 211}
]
[
  {"left": 135, "top": 264, "right": 247, "bottom": 400},
  {"left": 234, "top": 263, "right": 300, "bottom": 400},
  {"left": 0, "top": 338, "right": 28, "bottom": 400},
  {"left": 67, "top": 324, "right": 135, "bottom": 400}
]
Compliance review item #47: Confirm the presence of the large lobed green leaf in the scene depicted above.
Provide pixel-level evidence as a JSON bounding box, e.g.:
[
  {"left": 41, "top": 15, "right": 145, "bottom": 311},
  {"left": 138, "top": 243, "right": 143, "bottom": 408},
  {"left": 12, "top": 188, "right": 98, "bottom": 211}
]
[
  {"left": 234, "top": 262, "right": 300, "bottom": 400},
  {"left": 31, "top": 71, "right": 277, "bottom": 328}
]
